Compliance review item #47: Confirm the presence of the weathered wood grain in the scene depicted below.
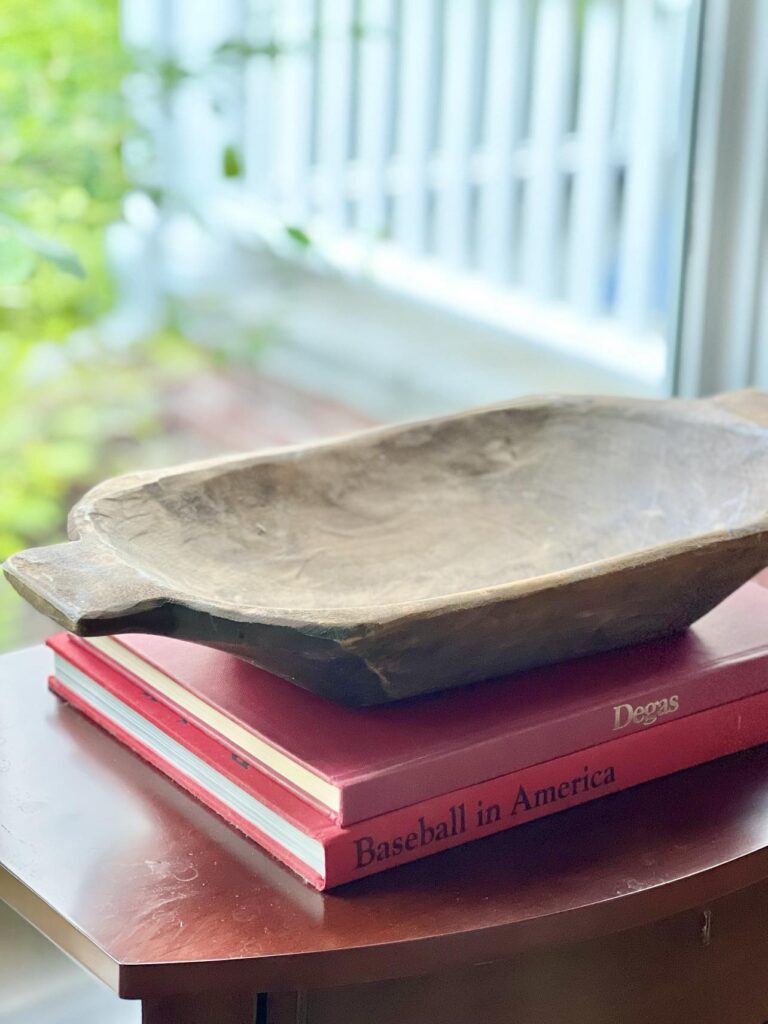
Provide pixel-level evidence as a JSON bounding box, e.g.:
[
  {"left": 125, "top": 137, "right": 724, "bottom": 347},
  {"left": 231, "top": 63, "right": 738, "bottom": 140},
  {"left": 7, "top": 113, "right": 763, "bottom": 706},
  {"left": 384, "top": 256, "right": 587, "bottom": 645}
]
[{"left": 4, "top": 390, "right": 768, "bottom": 704}]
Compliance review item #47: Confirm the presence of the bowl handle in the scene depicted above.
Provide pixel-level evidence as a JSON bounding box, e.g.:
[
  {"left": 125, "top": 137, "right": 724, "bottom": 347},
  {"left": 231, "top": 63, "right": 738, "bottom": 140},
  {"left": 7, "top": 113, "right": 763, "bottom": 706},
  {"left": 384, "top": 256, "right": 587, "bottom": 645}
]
[
  {"left": 707, "top": 388, "right": 768, "bottom": 427},
  {"left": 3, "top": 539, "right": 168, "bottom": 635}
]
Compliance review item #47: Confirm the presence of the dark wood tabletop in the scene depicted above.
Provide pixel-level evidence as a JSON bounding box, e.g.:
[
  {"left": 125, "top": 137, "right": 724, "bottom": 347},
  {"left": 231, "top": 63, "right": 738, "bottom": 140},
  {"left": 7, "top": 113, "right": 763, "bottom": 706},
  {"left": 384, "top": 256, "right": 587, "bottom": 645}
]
[{"left": 4, "top": 644, "right": 768, "bottom": 1022}]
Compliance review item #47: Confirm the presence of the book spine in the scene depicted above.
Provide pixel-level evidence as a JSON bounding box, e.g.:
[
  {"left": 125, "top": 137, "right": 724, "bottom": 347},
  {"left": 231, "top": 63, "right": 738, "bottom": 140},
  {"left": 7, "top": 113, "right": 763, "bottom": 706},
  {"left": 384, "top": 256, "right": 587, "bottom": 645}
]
[
  {"left": 48, "top": 675, "right": 328, "bottom": 891},
  {"left": 340, "top": 653, "right": 768, "bottom": 824},
  {"left": 324, "top": 687, "right": 768, "bottom": 886}
]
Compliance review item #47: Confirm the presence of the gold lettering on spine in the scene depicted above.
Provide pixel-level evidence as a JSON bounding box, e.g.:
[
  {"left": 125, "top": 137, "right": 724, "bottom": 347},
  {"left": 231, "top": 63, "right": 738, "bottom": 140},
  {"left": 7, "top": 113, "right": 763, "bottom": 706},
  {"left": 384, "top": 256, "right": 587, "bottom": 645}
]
[{"left": 613, "top": 695, "right": 680, "bottom": 730}]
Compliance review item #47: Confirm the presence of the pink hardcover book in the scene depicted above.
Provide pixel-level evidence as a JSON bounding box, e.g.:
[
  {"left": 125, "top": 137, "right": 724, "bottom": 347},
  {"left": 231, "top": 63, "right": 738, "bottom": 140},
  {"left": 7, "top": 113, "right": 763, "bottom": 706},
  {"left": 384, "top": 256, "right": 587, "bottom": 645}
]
[
  {"left": 55, "top": 573, "right": 768, "bottom": 825},
  {"left": 49, "top": 646, "right": 768, "bottom": 890}
]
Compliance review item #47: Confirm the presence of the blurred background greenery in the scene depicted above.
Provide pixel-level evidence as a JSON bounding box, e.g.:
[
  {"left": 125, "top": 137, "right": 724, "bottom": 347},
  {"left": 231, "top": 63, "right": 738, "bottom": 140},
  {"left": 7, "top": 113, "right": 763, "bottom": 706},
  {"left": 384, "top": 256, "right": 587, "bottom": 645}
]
[
  {"left": 0, "top": 1, "right": 220, "bottom": 648},
  {"left": 0, "top": 0, "right": 371, "bottom": 653}
]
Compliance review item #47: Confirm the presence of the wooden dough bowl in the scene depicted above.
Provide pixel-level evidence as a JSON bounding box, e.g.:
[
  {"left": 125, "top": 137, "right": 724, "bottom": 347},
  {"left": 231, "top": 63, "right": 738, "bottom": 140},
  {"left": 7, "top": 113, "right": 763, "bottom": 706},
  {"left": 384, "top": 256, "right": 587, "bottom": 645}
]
[{"left": 5, "top": 390, "right": 768, "bottom": 706}]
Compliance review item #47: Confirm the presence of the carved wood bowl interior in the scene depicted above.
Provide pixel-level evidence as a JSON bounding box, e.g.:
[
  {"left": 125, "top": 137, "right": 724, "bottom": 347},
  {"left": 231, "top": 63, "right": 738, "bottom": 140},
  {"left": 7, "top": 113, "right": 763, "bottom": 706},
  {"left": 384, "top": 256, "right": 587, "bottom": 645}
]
[{"left": 5, "top": 390, "right": 768, "bottom": 705}]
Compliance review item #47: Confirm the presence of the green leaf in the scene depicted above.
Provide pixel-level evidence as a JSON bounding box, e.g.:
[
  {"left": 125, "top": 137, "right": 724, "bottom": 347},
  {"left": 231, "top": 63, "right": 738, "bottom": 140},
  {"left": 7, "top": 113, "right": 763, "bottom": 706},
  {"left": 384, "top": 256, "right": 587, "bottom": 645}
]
[
  {"left": 139, "top": 57, "right": 191, "bottom": 91},
  {"left": 0, "top": 212, "right": 85, "bottom": 278},
  {"left": 285, "top": 224, "right": 312, "bottom": 248},
  {"left": 222, "top": 144, "right": 242, "bottom": 179},
  {"left": 214, "top": 39, "right": 284, "bottom": 61},
  {"left": 0, "top": 234, "right": 36, "bottom": 283}
]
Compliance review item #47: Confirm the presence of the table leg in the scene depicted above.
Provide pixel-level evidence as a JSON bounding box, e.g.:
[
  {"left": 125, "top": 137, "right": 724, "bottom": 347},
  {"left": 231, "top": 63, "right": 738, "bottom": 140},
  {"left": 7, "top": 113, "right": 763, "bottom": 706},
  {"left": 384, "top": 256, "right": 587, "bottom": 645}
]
[
  {"left": 141, "top": 992, "right": 255, "bottom": 1023},
  {"left": 264, "top": 992, "right": 306, "bottom": 1023}
]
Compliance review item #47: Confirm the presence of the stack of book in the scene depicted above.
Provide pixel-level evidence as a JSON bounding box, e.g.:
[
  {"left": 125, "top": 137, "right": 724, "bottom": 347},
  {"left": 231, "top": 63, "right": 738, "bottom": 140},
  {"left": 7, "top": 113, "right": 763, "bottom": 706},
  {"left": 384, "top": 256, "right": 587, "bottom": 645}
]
[{"left": 48, "top": 574, "right": 768, "bottom": 890}]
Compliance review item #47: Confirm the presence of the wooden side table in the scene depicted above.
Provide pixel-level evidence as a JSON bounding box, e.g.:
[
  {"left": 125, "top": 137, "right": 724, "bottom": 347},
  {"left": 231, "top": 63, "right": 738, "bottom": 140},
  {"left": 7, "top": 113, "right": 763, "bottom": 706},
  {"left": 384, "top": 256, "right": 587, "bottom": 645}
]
[{"left": 4, "top": 645, "right": 768, "bottom": 1024}]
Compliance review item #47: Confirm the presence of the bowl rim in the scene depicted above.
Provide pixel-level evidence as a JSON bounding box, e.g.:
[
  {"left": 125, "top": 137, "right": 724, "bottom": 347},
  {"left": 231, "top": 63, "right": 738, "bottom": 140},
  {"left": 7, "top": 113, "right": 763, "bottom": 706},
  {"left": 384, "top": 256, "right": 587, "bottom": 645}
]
[{"left": 61, "top": 392, "right": 768, "bottom": 632}]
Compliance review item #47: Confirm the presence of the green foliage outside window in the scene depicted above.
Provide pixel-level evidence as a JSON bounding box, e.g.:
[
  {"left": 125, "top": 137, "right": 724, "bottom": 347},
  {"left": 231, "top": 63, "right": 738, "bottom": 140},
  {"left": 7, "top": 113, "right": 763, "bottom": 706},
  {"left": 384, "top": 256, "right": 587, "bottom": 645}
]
[{"left": 0, "top": 0, "right": 208, "bottom": 647}]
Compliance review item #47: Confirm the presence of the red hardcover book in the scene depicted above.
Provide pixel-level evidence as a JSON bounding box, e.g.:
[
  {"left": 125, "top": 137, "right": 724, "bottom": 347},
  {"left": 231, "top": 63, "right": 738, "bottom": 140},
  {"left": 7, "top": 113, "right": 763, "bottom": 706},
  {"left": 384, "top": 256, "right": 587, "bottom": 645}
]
[
  {"left": 54, "top": 575, "right": 768, "bottom": 825},
  {"left": 49, "top": 650, "right": 768, "bottom": 890}
]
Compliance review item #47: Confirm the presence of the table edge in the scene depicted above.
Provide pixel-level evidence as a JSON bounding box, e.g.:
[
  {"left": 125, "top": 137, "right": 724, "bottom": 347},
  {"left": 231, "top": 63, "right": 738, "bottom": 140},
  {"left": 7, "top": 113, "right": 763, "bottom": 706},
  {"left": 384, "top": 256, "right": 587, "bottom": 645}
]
[
  {"left": 1, "top": 866, "right": 120, "bottom": 993},
  {"left": 109, "top": 843, "right": 768, "bottom": 998}
]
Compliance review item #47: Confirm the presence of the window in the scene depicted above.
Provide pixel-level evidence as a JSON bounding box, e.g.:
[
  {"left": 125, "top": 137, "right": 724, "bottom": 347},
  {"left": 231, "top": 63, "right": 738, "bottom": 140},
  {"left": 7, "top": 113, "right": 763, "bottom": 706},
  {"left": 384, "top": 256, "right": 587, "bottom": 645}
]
[{"left": 120, "top": 0, "right": 767, "bottom": 416}]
